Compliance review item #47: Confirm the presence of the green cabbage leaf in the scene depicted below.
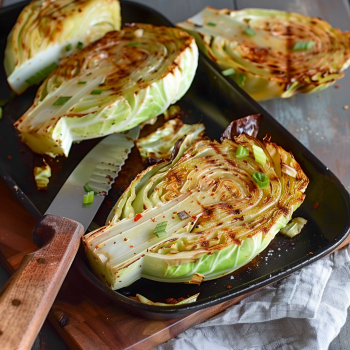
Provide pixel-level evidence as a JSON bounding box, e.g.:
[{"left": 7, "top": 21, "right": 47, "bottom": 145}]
[
  {"left": 14, "top": 24, "right": 198, "bottom": 157},
  {"left": 83, "top": 131, "right": 308, "bottom": 290},
  {"left": 4, "top": 0, "right": 121, "bottom": 94},
  {"left": 177, "top": 7, "right": 350, "bottom": 100},
  {"left": 135, "top": 118, "right": 205, "bottom": 162}
]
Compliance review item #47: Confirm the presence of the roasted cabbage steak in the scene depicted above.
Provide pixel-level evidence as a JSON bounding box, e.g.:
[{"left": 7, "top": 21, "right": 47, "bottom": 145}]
[
  {"left": 83, "top": 130, "right": 309, "bottom": 290},
  {"left": 177, "top": 7, "right": 350, "bottom": 100},
  {"left": 4, "top": 0, "right": 121, "bottom": 94},
  {"left": 14, "top": 24, "right": 198, "bottom": 157}
]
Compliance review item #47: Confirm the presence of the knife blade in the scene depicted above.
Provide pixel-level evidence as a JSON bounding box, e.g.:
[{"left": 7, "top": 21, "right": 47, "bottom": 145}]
[
  {"left": 46, "top": 126, "right": 140, "bottom": 230},
  {"left": 0, "top": 126, "right": 139, "bottom": 350}
]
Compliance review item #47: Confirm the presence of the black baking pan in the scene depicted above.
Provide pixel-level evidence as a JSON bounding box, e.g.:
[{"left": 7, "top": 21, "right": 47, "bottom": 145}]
[{"left": 0, "top": 0, "right": 349, "bottom": 320}]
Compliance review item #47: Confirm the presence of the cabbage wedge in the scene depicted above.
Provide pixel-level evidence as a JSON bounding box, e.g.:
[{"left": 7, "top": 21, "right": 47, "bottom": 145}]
[
  {"left": 4, "top": 0, "right": 121, "bottom": 94},
  {"left": 83, "top": 131, "right": 308, "bottom": 290},
  {"left": 14, "top": 24, "right": 198, "bottom": 157},
  {"left": 177, "top": 7, "right": 350, "bottom": 100}
]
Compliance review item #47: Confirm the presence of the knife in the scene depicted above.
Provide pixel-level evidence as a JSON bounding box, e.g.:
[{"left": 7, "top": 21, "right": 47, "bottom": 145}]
[{"left": 0, "top": 127, "right": 140, "bottom": 350}]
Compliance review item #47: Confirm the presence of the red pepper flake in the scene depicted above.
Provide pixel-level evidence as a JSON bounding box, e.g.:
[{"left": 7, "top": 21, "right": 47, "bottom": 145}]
[
  {"left": 210, "top": 193, "right": 214, "bottom": 196},
  {"left": 124, "top": 238, "right": 128, "bottom": 241},
  {"left": 173, "top": 212, "right": 177, "bottom": 214},
  {"left": 117, "top": 276, "right": 120, "bottom": 278},
  {"left": 7, "top": 155, "right": 12, "bottom": 160},
  {"left": 309, "top": 252, "right": 313, "bottom": 255},
  {"left": 129, "top": 245, "right": 133, "bottom": 248},
  {"left": 172, "top": 217, "right": 174, "bottom": 219},
  {"left": 313, "top": 202, "right": 319, "bottom": 209},
  {"left": 151, "top": 218, "right": 155, "bottom": 222},
  {"left": 163, "top": 216, "right": 165, "bottom": 218},
  {"left": 334, "top": 85, "right": 339, "bottom": 88},
  {"left": 134, "top": 213, "right": 142, "bottom": 222},
  {"left": 192, "top": 216, "right": 196, "bottom": 219},
  {"left": 95, "top": 245, "right": 98, "bottom": 249},
  {"left": 226, "top": 285, "right": 232, "bottom": 289}
]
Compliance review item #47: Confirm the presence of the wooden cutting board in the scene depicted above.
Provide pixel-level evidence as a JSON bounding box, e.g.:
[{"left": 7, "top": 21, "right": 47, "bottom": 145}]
[{"left": 0, "top": 179, "right": 349, "bottom": 350}]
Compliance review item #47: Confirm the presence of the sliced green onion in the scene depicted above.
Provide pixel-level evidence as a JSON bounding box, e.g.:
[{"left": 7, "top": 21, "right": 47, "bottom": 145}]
[
  {"left": 236, "top": 145, "right": 249, "bottom": 158},
  {"left": 53, "top": 96, "right": 72, "bottom": 106},
  {"left": 253, "top": 145, "right": 266, "bottom": 165},
  {"left": 221, "top": 68, "right": 235, "bottom": 76},
  {"left": 83, "top": 191, "right": 95, "bottom": 204},
  {"left": 25, "top": 62, "right": 57, "bottom": 86},
  {"left": 245, "top": 27, "right": 256, "bottom": 36},
  {"left": 0, "top": 100, "right": 8, "bottom": 107},
  {"left": 207, "top": 22, "right": 216, "bottom": 26},
  {"left": 236, "top": 73, "right": 246, "bottom": 86},
  {"left": 91, "top": 90, "right": 102, "bottom": 95},
  {"left": 127, "top": 41, "right": 141, "bottom": 47},
  {"left": 78, "top": 81, "right": 87, "bottom": 84},
  {"left": 84, "top": 183, "right": 99, "bottom": 195},
  {"left": 153, "top": 221, "right": 167, "bottom": 238},
  {"left": 66, "top": 43, "right": 72, "bottom": 51},
  {"left": 76, "top": 42, "right": 84, "bottom": 50},
  {"left": 252, "top": 171, "right": 269, "bottom": 188},
  {"left": 292, "top": 41, "right": 314, "bottom": 51},
  {"left": 0, "top": 107, "right": 2, "bottom": 120}
]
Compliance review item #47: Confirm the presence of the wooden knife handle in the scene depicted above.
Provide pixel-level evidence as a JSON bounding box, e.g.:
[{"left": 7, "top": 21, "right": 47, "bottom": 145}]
[{"left": 0, "top": 214, "right": 84, "bottom": 350}]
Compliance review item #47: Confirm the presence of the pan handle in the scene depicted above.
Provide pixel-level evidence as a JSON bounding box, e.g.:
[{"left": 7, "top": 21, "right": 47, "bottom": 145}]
[{"left": 0, "top": 214, "right": 84, "bottom": 350}]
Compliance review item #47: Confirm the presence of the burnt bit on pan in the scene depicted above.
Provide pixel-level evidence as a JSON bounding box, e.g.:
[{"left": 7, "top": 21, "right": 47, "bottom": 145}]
[{"left": 220, "top": 114, "right": 262, "bottom": 141}]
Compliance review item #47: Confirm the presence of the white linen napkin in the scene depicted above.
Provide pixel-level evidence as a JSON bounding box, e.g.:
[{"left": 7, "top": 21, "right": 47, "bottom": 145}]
[{"left": 156, "top": 245, "right": 350, "bottom": 350}]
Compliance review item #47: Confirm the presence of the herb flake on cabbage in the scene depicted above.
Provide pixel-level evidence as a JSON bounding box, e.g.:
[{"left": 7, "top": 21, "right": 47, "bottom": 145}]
[
  {"left": 177, "top": 7, "right": 350, "bottom": 100},
  {"left": 83, "top": 127, "right": 308, "bottom": 290},
  {"left": 14, "top": 24, "right": 198, "bottom": 157},
  {"left": 4, "top": 0, "right": 121, "bottom": 94}
]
